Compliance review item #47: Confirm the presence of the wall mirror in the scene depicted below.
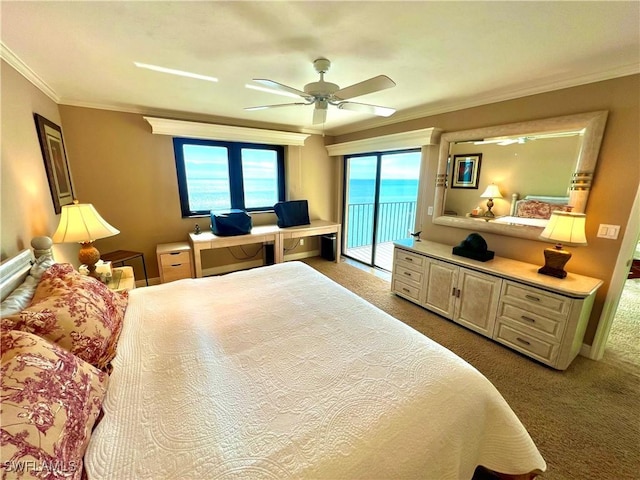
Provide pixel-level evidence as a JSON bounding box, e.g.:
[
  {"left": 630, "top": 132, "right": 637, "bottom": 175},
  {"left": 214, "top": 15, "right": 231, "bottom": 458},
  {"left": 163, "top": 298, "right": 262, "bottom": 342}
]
[{"left": 432, "top": 111, "right": 608, "bottom": 240}]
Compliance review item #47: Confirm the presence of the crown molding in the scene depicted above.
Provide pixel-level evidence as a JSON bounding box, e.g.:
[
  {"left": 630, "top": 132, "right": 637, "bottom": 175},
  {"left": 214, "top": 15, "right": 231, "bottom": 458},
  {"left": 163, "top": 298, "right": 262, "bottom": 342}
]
[
  {"left": 0, "top": 42, "right": 59, "bottom": 103},
  {"left": 328, "top": 63, "right": 640, "bottom": 136}
]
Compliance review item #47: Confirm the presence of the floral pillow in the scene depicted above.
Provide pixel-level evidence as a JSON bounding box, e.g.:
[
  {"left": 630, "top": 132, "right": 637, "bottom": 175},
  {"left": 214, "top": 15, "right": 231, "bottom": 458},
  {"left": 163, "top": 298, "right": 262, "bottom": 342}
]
[
  {"left": 516, "top": 199, "right": 569, "bottom": 219},
  {"left": 1, "top": 263, "right": 128, "bottom": 371},
  {"left": 0, "top": 329, "right": 108, "bottom": 480}
]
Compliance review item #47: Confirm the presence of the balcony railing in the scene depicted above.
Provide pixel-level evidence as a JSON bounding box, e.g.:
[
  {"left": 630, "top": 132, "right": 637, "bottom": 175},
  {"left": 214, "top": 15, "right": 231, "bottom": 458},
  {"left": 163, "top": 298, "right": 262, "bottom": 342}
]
[{"left": 346, "top": 201, "right": 416, "bottom": 249}]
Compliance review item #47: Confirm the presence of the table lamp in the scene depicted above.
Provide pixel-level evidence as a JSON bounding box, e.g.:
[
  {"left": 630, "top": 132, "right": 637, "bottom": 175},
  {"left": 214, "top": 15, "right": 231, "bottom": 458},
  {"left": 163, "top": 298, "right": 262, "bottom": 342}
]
[
  {"left": 52, "top": 201, "right": 120, "bottom": 278},
  {"left": 538, "top": 211, "right": 587, "bottom": 279},
  {"left": 480, "top": 184, "right": 503, "bottom": 217}
]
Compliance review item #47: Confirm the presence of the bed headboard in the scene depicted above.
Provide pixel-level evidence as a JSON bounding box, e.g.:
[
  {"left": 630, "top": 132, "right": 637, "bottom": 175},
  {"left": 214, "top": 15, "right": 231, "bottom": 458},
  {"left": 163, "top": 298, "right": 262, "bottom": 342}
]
[{"left": 0, "top": 237, "right": 53, "bottom": 302}]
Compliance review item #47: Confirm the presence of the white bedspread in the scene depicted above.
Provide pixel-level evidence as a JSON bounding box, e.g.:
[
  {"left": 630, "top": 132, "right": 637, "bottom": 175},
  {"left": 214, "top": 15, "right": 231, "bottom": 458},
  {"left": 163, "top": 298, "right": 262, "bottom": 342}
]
[{"left": 86, "top": 262, "right": 545, "bottom": 479}]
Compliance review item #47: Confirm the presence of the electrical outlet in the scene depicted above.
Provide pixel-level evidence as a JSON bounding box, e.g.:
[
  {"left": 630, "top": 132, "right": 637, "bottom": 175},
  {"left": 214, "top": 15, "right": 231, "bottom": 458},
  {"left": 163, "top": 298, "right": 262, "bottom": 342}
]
[
  {"left": 597, "top": 224, "right": 620, "bottom": 239},
  {"left": 300, "top": 238, "right": 304, "bottom": 246},
  {"left": 427, "top": 206, "right": 434, "bottom": 215}
]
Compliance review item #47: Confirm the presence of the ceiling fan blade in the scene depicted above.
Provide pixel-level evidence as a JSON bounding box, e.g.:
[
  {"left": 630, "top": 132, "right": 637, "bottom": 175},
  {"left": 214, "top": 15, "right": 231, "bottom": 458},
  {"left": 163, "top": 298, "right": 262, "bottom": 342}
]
[
  {"left": 245, "top": 102, "right": 308, "bottom": 111},
  {"left": 333, "top": 75, "right": 396, "bottom": 100},
  {"left": 337, "top": 101, "right": 396, "bottom": 117},
  {"left": 313, "top": 107, "right": 328, "bottom": 125},
  {"left": 252, "top": 79, "right": 310, "bottom": 99}
]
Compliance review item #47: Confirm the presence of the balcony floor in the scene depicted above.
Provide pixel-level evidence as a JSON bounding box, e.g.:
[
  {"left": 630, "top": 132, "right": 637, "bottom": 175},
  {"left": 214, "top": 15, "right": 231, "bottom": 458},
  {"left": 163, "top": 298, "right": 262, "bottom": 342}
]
[{"left": 344, "top": 241, "right": 395, "bottom": 272}]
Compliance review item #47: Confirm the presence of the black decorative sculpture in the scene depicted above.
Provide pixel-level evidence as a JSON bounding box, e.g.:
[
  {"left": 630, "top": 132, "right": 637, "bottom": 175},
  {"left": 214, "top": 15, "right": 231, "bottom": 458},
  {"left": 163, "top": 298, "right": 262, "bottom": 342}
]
[{"left": 452, "top": 233, "right": 495, "bottom": 261}]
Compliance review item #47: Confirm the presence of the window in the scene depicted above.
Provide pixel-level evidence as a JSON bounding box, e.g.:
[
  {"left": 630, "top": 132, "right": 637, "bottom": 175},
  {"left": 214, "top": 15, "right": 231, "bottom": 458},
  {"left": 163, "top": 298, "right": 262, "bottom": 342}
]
[{"left": 173, "top": 138, "right": 285, "bottom": 217}]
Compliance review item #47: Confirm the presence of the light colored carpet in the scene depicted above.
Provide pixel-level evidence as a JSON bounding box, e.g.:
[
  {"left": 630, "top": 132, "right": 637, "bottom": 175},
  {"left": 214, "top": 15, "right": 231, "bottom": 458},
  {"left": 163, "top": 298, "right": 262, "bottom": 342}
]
[
  {"left": 605, "top": 279, "right": 640, "bottom": 372},
  {"left": 303, "top": 258, "right": 640, "bottom": 480}
]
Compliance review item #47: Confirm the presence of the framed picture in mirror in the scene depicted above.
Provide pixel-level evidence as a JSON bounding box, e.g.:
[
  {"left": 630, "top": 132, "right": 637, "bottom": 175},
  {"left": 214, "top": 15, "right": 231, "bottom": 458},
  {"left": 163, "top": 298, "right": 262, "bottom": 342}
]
[{"left": 452, "top": 153, "right": 482, "bottom": 188}]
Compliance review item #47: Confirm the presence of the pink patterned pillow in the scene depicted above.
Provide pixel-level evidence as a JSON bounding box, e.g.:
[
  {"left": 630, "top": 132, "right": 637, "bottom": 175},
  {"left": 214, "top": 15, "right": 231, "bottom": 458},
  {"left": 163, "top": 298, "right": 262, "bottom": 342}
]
[
  {"left": 1, "top": 263, "right": 128, "bottom": 370},
  {"left": 1, "top": 329, "right": 108, "bottom": 480},
  {"left": 515, "top": 200, "right": 569, "bottom": 220}
]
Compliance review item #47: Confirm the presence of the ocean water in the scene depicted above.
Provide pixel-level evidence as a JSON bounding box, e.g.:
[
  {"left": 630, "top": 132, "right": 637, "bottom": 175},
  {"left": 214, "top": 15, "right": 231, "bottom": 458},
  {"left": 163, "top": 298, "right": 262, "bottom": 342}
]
[{"left": 346, "top": 179, "right": 419, "bottom": 248}]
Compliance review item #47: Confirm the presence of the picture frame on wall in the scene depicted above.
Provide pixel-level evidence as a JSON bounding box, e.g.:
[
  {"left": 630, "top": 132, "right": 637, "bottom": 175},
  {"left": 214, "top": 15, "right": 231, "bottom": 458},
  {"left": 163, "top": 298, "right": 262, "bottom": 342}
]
[
  {"left": 451, "top": 153, "right": 482, "bottom": 189},
  {"left": 34, "top": 114, "right": 75, "bottom": 213}
]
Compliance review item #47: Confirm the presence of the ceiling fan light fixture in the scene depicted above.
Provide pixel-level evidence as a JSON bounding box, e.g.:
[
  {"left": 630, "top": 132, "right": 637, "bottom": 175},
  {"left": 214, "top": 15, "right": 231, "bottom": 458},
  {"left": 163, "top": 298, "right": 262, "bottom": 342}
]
[
  {"left": 245, "top": 58, "right": 396, "bottom": 125},
  {"left": 134, "top": 62, "right": 218, "bottom": 82}
]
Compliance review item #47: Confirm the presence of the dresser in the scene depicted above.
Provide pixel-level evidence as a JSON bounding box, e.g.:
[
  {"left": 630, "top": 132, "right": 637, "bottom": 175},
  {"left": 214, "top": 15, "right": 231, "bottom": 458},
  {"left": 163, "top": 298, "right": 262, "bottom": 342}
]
[
  {"left": 156, "top": 242, "right": 194, "bottom": 283},
  {"left": 392, "top": 239, "right": 603, "bottom": 370}
]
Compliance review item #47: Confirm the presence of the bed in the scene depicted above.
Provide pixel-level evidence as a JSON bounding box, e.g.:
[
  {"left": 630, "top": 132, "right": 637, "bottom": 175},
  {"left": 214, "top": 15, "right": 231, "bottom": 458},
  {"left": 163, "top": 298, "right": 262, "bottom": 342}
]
[
  {"left": 492, "top": 194, "right": 571, "bottom": 227},
  {"left": 1, "top": 237, "right": 546, "bottom": 480}
]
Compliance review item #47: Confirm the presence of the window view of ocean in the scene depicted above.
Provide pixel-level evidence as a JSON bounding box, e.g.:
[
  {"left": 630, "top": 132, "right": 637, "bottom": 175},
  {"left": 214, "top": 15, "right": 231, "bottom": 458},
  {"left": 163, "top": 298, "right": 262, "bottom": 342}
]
[
  {"left": 188, "top": 177, "right": 278, "bottom": 211},
  {"left": 346, "top": 178, "right": 419, "bottom": 248}
]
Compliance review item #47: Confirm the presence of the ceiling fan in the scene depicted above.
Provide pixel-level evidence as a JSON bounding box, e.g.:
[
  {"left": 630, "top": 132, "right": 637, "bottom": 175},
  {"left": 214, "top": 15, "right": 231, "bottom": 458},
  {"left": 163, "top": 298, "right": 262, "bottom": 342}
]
[{"left": 245, "top": 58, "right": 396, "bottom": 125}]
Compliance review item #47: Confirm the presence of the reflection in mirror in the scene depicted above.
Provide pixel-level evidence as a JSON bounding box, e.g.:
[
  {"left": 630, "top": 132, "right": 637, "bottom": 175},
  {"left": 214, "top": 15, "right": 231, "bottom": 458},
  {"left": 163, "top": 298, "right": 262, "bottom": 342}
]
[{"left": 433, "top": 111, "right": 608, "bottom": 240}]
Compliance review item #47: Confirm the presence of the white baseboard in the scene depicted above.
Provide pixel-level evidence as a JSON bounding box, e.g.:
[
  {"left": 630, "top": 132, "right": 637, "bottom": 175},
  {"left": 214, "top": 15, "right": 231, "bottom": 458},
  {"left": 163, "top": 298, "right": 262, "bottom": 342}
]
[{"left": 579, "top": 343, "right": 593, "bottom": 359}]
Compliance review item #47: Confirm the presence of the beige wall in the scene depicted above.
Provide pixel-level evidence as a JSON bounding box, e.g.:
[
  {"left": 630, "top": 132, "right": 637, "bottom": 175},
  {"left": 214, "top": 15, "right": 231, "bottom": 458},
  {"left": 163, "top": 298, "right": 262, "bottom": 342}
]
[
  {"left": 0, "top": 60, "right": 76, "bottom": 263},
  {"left": 332, "top": 74, "right": 640, "bottom": 344}
]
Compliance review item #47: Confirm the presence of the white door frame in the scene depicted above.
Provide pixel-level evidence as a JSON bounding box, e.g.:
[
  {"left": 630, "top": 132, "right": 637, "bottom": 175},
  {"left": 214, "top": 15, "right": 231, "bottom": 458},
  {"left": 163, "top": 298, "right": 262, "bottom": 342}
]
[{"left": 588, "top": 183, "right": 640, "bottom": 360}]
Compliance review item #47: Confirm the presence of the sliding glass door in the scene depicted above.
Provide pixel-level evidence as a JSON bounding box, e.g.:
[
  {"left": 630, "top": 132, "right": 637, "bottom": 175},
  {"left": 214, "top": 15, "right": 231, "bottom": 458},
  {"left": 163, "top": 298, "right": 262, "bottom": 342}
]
[{"left": 343, "top": 150, "right": 421, "bottom": 271}]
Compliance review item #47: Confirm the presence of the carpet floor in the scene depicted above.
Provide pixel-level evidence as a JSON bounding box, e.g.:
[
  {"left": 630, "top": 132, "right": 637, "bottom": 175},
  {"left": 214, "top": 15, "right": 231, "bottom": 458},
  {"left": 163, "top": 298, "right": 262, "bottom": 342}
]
[{"left": 303, "top": 258, "right": 640, "bottom": 480}]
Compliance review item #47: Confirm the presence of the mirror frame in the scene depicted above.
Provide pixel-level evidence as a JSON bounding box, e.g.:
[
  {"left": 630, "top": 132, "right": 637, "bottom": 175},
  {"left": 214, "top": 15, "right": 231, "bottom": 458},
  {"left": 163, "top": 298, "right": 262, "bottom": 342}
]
[{"left": 432, "top": 111, "right": 608, "bottom": 240}]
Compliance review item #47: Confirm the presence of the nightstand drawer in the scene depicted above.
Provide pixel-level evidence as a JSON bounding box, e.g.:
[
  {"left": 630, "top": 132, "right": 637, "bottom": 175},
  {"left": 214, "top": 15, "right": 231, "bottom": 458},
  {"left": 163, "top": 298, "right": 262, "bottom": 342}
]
[
  {"left": 160, "top": 250, "right": 191, "bottom": 267},
  {"left": 157, "top": 242, "right": 193, "bottom": 284},
  {"left": 161, "top": 263, "right": 192, "bottom": 283},
  {"left": 501, "top": 281, "right": 570, "bottom": 318},
  {"left": 497, "top": 302, "right": 566, "bottom": 341},
  {"left": 494, "top": 321, "right": 559, "bottom": 365}
]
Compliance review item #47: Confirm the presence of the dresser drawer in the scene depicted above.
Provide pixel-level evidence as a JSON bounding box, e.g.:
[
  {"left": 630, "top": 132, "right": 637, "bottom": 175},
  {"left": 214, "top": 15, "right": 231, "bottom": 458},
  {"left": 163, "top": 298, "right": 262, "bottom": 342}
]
[
  {"left": 501, "top": 281, "right": 570, "bottom": 318},
  {"left": 393, "top": 279, "right": 421, "bottom": 302},
  {"left": 161, "top": 263, "right": 192, "bottom": 283},
  {"left": 497, "top": 302, "right": 566, "bottom": 341},
  {"left": 394, "top": 249, "right": 425, "bottom": 270},
  {"left": 393, "top": 264, "right": 423, "bottom": 286},
  {"left": 494, "top": 321, "right": 559, "bottom": 365},
  {"left": 160, "top": 250, "right": 191, "bottom": 267}
]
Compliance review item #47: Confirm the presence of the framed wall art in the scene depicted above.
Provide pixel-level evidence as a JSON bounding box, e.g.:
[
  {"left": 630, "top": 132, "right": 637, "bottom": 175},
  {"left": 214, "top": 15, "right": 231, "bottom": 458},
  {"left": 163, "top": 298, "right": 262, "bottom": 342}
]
[
  {"left": 451, "top": 153, "right": 482, "bottom": 189},
  {"left": 34, "top": 114, "right": 75, "bottom": 213}
]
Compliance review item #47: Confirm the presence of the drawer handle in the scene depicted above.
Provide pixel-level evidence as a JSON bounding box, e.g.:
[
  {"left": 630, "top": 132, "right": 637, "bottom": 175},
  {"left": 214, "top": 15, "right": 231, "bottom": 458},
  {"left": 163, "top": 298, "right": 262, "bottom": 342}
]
[
  {"left": 402, "top": 288, "right": 411, "bottom": 293},
  {"left": 170, "top": 252, "right": 181, "bottom": 255},
  {"left": 525, "top": 294, "right": 541, "bottom": 302},
  {"left": 403, "top": 271, "right": 413, "bottom": 276},
  {"left": 521, "top": 315, "right": 536, "bottom": 323},
  {"left": 452, "top": 287, "right": 456, "bottom": 296},
  {"left": 516, "top": 337, "right": 531, "bottom": 346},
  {"left": 171, "top": 264, "right": 182, "bottom": 267},
  {"left": 404, "top": 257, "right": 414, "bottom": 262}
]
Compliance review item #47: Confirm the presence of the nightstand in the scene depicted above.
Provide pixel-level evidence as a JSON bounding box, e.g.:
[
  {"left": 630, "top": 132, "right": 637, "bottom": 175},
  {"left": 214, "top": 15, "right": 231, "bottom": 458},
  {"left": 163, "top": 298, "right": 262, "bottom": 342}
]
[
  {"left": 156, "top": 242, "right": 194, "bottom": 283},
  {"left": 106, "top": 266, "right": 136, "bottom": 292}
]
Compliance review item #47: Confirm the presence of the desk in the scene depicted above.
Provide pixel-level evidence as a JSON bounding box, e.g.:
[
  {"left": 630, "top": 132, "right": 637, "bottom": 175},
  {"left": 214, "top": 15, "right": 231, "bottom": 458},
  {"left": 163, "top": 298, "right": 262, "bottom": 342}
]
[{"left": 189, "top": 220, "right": 340, "bottom": 278}]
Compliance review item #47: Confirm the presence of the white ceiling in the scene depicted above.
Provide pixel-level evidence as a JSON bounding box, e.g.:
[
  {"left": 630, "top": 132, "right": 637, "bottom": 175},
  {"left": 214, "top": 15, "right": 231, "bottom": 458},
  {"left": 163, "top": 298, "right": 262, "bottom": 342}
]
[{"left": 2, "top": 1, "right": 639, "bottom": 136}]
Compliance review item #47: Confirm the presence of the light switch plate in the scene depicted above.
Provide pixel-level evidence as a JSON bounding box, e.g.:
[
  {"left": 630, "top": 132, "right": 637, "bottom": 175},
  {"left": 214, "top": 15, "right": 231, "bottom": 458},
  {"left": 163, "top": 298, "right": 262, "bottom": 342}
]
[{"left": 597, "top": 224, "right": 620, "bottom": 239}]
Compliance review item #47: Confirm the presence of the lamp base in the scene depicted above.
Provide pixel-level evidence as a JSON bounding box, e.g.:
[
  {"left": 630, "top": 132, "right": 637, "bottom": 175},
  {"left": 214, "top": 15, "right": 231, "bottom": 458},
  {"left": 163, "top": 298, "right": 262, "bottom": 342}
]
[
  {"left": 78, "top": 241, "right": 101, "bottom": 278},
  {"left": 538, "top": 244, "right": 571, "bottom": 279}
]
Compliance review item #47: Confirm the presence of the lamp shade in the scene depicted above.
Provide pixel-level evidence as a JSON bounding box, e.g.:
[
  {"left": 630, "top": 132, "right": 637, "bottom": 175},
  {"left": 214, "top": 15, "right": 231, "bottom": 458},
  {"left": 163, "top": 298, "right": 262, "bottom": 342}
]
[
  {"left": 539, "top": 211, "right": 587, "bottom": 246},
  {"left": 52, "top": 202, "right": 120, "bottom": 244},
  {"left": 480, "top": 184, "right": 503, "bottom": 199}
]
